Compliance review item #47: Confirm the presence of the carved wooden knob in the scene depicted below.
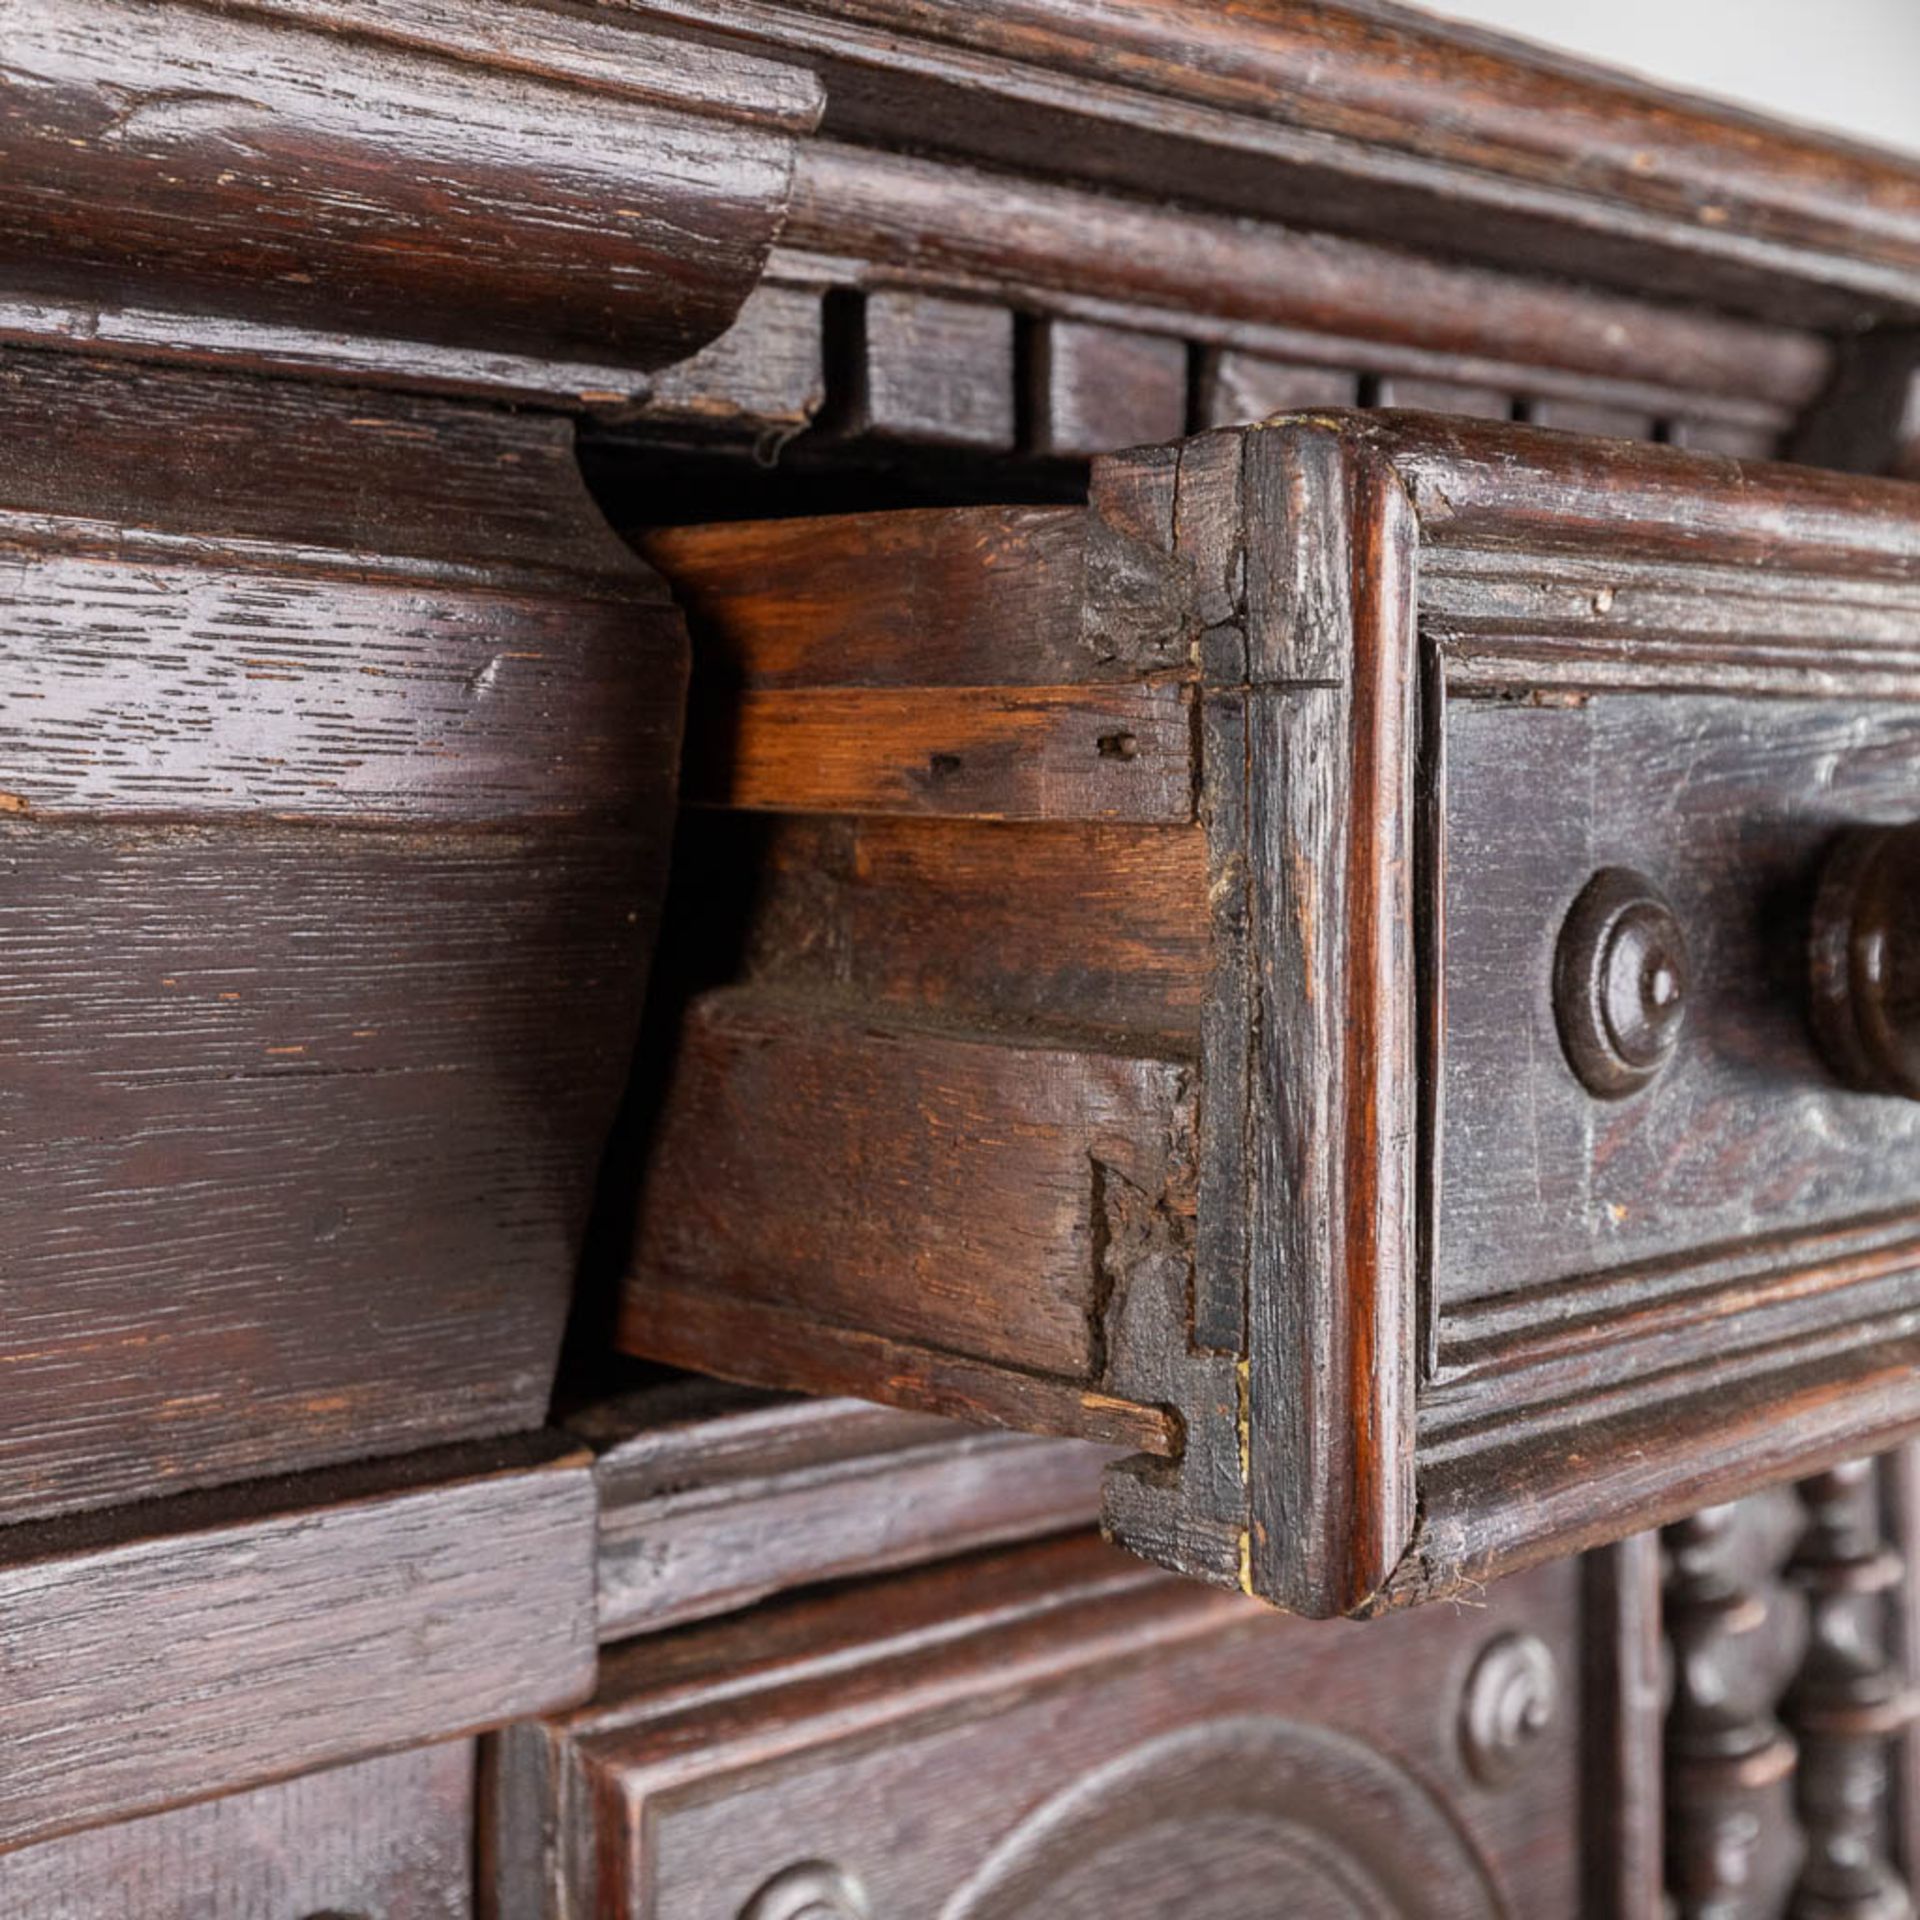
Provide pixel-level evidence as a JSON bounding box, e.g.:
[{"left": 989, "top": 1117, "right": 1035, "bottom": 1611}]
[
  {"left": 1810, "top": 824, "right": 1920, "bottom": 1100},
  {"left": 1554, "top": 869, "right": 1690, "bottom": 1099}
]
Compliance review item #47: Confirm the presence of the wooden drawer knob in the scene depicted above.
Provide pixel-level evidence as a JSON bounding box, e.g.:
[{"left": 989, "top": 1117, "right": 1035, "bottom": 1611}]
[
  {"left": 1811, "top": 824, "right": 1920, "bottom": 1100},
  {"left": 1554, "top": 868, "right": 1691, "bottom": 1099}
]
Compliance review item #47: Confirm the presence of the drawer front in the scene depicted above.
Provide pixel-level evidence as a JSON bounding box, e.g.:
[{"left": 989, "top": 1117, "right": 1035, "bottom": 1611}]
[
  {"left": 623, "top": 411, "right": 1920, "bottom": 1614},
  {"left": 495, "top": 1535, "right": 1597, "bottom": 1920},
  {"left": 1441, "top": 694, "right": 1920, "bottom": 1296}
]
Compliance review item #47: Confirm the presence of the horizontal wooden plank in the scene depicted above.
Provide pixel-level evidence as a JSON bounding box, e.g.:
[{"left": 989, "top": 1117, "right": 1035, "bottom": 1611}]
[
  {"left": 0, "top": 0, "right": 816, "bottom": 371},
  {"left": 789, "top": 139, "right": 1837, "bottom": 389},
  {"left": 574, "top": 1384, "right": 1109, "bottom": 1636},
  {"left": 1359, "top": 410, "right": 1920, "bottom": 577},
  {"left": 0, "top": 349, "right": 660, "bottom": 578},
  {"left": 687, "top": 683, "right": 1193, "bottom": 820},
  {"left": 0, "top": 1743, "right": 475, "bottom": 1917},
  {"left": 627, "top": 989, "right": 1193, "bottom": 1381},
  {"left": 0, "top": 1437, "right": 594, "bottom": 1852}
]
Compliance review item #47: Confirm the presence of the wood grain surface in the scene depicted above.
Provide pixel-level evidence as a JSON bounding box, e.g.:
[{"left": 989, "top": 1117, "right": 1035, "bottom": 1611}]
[
  {"left": 1, "top": 352, "right": 685, "bottom": 1519},
  {"left": 648, "top": 0, "right": 1920, "bottom": 321},
  {"left": 0, "top": 1436, "right": 595, "bottom": 1852},
  {"left": 0, "top": 1742, "right": 476, "bottom": 1918},
  {"left": 572, "top": 1381, "right": 1107, "bottom": 1638},
  {"left": 0, "top": 0, "right": 821, "bottom": 379},
  {"left": 625, "top": 410, "right": 1920, "bottom": 1616}
]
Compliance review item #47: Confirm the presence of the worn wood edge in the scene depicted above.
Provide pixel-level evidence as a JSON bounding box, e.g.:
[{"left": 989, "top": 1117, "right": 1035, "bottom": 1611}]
[
  {"left": 0, "top": 1431, "right": 590, "bottom": 1566},
  {"left": 0, "top": 0, "right": 823, "bottom": 380},
  {"left": 0, "top": 354, "right": 658, "bottom": 586},
  {"left": 576, "top": 1385, "right": 1106, "bottom": 1638},
  {"left": 0, "top": 287, "right": 672, "bottom": 410},
  {"left": 631, "top": 0, "right": 1920, "bottom": 321},
  {"left": 1240, "top": 421, "right": 1419, "bottom": 1617},
  {"left": 619, "top": 1281, "right": 1179, "bottom": 1459},
  {"left": 575, "top": 1382, "right": 1076, "bottom": 1503},
  {"left": 210, "top": 0, "right": 826, "bottom": 127},
  {"left": 1379, "top": 1336, "right": 1920, "bottom": 1610},
  {"left": 1318, "top": 409, "right": 1920, "bottom": 577},
  {"left": 566, "top": 1534, "right": 1235, "bottom": 1759}
]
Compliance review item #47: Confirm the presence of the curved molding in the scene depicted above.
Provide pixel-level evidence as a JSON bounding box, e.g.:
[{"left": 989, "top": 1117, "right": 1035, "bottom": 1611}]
[
  {"left": 0, "top": 0, "right": 823, "bottom": 389},
  {"left": 628, "top": 0, "right": 1920, "bottom": 325}
]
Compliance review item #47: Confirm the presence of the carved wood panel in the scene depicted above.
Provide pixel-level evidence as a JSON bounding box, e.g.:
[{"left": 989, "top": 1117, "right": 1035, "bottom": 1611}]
[{"left": 490, "top": 1534, "right": 1590, "bottom": 1919}]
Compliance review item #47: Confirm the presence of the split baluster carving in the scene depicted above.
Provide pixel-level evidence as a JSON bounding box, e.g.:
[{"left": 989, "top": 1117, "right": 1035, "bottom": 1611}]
[
  {"left": 1783, "top": 1460, "right": 1917, "bottom": 1920},
  {"left": 1665, "top": 1503, "right": 1800, "bottom": 1918}
]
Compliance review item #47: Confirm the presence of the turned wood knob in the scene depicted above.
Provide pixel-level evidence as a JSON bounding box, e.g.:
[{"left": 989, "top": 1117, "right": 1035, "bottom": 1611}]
[
  {"left": 1554, "top": 869, "right": 1691, "bottom": 1099},
  {"left": 1811, "top": 824, "right": 1920, "bottom": 1100}
]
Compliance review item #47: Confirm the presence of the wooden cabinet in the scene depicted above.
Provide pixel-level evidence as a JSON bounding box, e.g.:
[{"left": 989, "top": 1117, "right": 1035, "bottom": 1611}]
[
  {"left": 5, "top": 0, "right": 1920, "bottom": 1911},
  {"left": 620, "top": 413, "right": 1920, "bottom": 1616}
]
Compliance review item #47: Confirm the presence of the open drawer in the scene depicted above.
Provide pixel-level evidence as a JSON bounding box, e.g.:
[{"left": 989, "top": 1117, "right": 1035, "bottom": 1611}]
[{"left": 623, "top": 411, "right": 1920, "bottom": 1616}]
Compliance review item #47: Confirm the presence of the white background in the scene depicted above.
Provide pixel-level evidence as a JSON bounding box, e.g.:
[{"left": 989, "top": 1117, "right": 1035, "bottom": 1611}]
[{"left": 1430, "top": 0, "right": 1920, "bottom": 158}]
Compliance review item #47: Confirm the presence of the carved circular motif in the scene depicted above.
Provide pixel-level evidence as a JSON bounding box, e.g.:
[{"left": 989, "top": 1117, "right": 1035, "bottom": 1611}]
[
  {"left": 945, "top": 1717, "right": 1500, "bottom": 1920},
  {"left": 737, "top": 1860, "right": 872, "bottom": 1920},
  {"left": 1553, "top": 867, "right": 1691, "bottom": 1098},
  {"left": 1460, "top": 1631, "right": 1561, "bottom": 1787}
]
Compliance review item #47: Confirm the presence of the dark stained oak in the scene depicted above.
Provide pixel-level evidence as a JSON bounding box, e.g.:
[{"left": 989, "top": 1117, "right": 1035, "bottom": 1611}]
[
  {"left": 847, "top": 290, "right": 1018, "bottom": 449},
  {"left": 1664, "top": 1498, "right": 1805, "bottom": 1919},
  {"left": 0, "top": 1436, "right": 595, "bottom": 1852},
  {"left": 784, "top": 138, "right": 1827, "bottom": 422},
  {"left": 0, "top": 351, "right": 686, "bottom": 1522},
  {"left": 1783, "top": 1462, "right": 1918, "bottom": 1918},
  {"left": 624, "top": 412, "right": 1920, "bottom": 1614},
  {"left": 1659, "top": 1463, "right": 1920, "bottom": 1918},
  {"left": 1027, "top": 318, "right": 1189, "bottom": 460},
  {"left": 0, "top": 1743, "right": 477, "bottom": 1919}
]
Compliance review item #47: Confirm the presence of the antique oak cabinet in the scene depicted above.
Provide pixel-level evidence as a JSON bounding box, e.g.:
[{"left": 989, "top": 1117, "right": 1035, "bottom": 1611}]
[{"left": 4, "top": 1, "right": 1920, "bottom": 1915}]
